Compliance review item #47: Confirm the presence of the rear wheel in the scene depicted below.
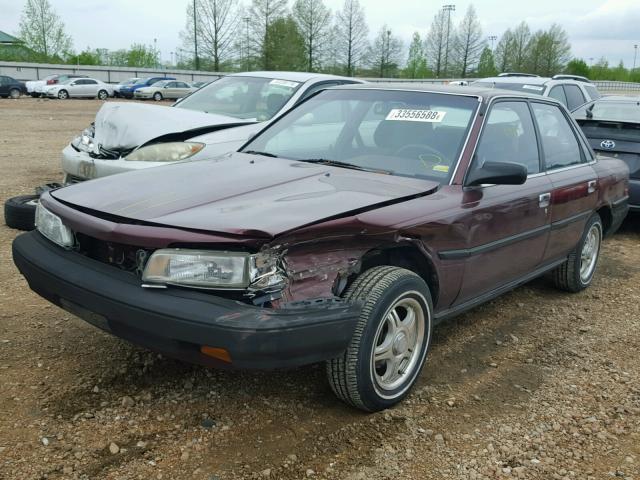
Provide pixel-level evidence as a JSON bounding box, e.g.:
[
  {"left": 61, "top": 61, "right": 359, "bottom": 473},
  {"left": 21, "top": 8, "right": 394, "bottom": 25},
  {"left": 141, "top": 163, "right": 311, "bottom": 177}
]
[
  {"left": 326, "top": 266, "right": 433, "bottom": 411},
  {"left": 4, "top": 195, "right": 39, "bottom": 231},
  {"left": 153, "top": 92, "right": 163, "bottom": 101},
  {"left": 57, "top": 89, "right": 69, "bottom": 100},
  {"left": 30, "top": 92, "right": 39, "bottom": 98},
  {"left": 552, "top": 213, "right": 603, "bottom": 292},
  {"left": 97, "top": 89, "right": 109, "bottom": 100},
  {"left": 9, "top": 88, "right": 20, "bottom": 99}
]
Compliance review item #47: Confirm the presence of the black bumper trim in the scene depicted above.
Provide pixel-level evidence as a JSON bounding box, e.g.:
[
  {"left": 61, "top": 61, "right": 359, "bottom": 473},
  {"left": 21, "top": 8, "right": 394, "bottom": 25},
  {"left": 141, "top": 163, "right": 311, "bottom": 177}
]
[{"left": 12, "top": 232, "right": 360, "bottom": 369}]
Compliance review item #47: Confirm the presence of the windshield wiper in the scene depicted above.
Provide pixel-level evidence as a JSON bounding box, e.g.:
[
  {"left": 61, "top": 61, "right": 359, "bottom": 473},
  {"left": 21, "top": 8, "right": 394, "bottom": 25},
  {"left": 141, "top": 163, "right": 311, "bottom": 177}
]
[
  {"left": 298, "top": 158, "right": 391, "bottom": 174},
  {"left": 243, "top": 150, "right": 278, "bottom": 158}
]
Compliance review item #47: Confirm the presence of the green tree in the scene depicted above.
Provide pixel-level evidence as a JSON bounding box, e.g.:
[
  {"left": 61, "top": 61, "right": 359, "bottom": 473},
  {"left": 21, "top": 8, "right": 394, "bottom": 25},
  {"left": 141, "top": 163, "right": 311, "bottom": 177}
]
[
  {"left": 18, "top": 0, "right": 72, "bottom": 59},
  {"left": 403, "top": 32, "right": 428, "bottom": 78},
  {"left": 126, "top": 43, "right": 159, "bottom": 68},
  {"left": 494, "top": 29, "right": 514, "bottom": 73},
  {"left": 263, "top": 16, "right": 306, "bottom": 71},
  {"left": 292, "top": 0, "right": 332, "bottom": 71},
  {"left": 477, "top": 46, "right": 497, "bottom": 77},
  {"left": 369, "top": 26, "right": 403, "bottom": 78},
  {"left": 425, "top": 9, "right": 447, "bottom": 77},
  {"left": 71, "top": 48, "right": 101, "bottom": 65},
  {"left": 248, "top": 0, "right": 289, "bottom": 70},
  {"left": 564, "top": 58, "right": 590, "bottom": 77},
  {"left": 510, "top": 22, "right": 531, "bottom": 72}
]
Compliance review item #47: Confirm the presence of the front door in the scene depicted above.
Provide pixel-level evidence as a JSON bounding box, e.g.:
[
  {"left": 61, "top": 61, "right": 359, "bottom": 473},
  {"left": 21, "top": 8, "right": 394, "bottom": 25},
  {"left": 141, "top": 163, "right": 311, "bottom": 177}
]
[
  {"left": 454, "top": 100, "right": 552, "bottom": 304},
  {"left": 530, "top": 101, "right": 598, "bottom": 263}
]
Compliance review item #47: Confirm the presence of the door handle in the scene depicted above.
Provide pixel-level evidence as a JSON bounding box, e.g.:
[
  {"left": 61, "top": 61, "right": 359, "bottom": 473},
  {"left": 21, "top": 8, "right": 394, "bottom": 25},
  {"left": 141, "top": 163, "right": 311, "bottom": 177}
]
[
  {"left": 539, "top": 193, "right": 551, "bottom": 208},
  {"left": 587, "top": 180, "right": 597, "bottom": 194}
]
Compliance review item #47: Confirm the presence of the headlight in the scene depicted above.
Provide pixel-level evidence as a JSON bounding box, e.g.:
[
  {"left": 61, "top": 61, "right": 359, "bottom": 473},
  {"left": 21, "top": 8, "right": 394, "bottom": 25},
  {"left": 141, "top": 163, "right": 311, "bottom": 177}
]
[
  {"left": 142, "top": 249, "right": 286, "bottom": 291},
  {"left": 35, "top": 203, "right": 74, "bottom": 248},
  {"left": 125, "top": 142, "right": 205, "bottom": 162}
]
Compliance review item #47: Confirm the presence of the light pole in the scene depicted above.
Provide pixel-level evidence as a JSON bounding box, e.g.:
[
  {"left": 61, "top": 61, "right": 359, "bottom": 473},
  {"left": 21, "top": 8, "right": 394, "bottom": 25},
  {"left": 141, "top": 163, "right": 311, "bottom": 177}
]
[
  {"left": 153, "top": 38, "right": 158, "bottom": 68},
  {"left": 443, "top": 4, "right": 456, "bottom": 77},
  {"left": 193, "top": 0, "right": 199, "bottom": 70},
  {"left": 488, "top": 35, "right": 497, "bottom": 50},
  {"left": 634, "top": 44, "right": 638, "bottom": 71}
]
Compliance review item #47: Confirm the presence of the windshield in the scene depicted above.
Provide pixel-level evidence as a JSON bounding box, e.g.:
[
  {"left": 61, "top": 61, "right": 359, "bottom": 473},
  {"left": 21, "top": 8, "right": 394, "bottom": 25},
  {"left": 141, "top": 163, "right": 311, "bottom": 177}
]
[
  {"left": 135, "top": 78, "right": 151, "bottom": 85},
  {"left": 152, "top": 80, "right": 170, "bottom": 88},
  {"left": 176, "top": 75, "right": 301, "bottom": 120},
  {"left": 472, "top": 81, "right": 547, "bottom": 94},
  {"left": 241, "top": 89, "right": 479, "bottom": 183},
  {"left": 584, "top": 100, "right": 640, "bottom": 123}
]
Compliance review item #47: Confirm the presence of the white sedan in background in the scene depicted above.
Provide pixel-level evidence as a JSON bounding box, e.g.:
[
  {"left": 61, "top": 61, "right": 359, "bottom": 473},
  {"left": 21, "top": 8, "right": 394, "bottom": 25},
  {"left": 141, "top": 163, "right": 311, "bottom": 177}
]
[
  {"left": 43, "top": 78, "right": 114, "bottom": 100},
  {"left": 134, "top": 80, "right": 196, "bottom": 101}
]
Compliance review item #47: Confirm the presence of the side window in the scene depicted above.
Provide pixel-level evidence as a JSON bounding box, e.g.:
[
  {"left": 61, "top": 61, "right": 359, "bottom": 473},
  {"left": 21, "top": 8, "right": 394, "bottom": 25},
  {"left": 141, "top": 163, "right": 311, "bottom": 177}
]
[
  {"left": 473, "top": 101, "right": 541, "bottom": 174},
  {"left": 531, "top": 102, "right": 583, "bottom": 170},
  {"left": 74, "top": 79, "right": 86, "bottom": 85},
  {"left": 0, "top": 76, "right": 8, "bottom": 85},
  {"left": 563, "top": 84, "right": 586, "bottom": 110},
  {"left": 86, "top": 79, "right": 98, "bottom": 85},
  {"left": 584, "top": 85, "right": 601, "bottom": 101},
  {"left": 177, "top": 82, "right": 189, "bottom": 88},
  {"left": 165, "top": 82, "right": 176, "bottom": 88},
  {"left": 547, "top": 86, "right": 567, "bottom": 107}
]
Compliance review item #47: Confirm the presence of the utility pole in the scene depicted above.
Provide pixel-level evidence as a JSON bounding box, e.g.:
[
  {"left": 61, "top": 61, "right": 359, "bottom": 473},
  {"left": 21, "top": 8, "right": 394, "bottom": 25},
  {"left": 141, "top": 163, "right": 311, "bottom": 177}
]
[
  {"left": 634, "top": 44, "right": 638, "bottom": 71},
  {"left": 488, "top": 35, "right": 497, "bottom": 50},
  {"left": 193, "top": 0, "right": 200, "bottom": 70},
  {"left": 443, "top": 4, "right": 456, "bottom": 77},
  {"left": 244, "top": 17, "right": 250, "bottom": 71}
]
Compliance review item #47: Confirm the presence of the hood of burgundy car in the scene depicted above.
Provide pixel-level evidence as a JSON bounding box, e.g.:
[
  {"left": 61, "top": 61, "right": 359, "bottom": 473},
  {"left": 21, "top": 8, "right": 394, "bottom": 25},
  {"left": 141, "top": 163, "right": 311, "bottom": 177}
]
[{"left": 52, "top": 153, "right": 439, "bottom": 238}]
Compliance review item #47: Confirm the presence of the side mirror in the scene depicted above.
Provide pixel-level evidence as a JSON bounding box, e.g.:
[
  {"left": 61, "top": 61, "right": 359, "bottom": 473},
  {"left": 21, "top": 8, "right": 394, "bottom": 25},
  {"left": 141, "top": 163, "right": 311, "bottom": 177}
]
[{"left": 465, "top": 161, "right": 528, "bottom": 187}]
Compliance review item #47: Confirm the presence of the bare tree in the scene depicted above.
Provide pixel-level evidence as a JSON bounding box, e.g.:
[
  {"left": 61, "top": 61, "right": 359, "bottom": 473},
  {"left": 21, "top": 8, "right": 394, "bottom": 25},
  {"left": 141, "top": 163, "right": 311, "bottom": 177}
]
[
  {"left": 335, "top": 0, "right": 369, "bottom": 76},
  {"left": 19, "top": 0, "right": 72, "bottom": 58},
  {"left": 292, "top": 0, "right": 332, "bottom": 71},
  {"left": 452, "top": 5, "right": 484, "bottom": 77},
  {"left": 510, "top": 21, "right": 531, "bottom": 72},
  {"left": 182, "top": 0, "right": 242, "bottom": 71},
  {"left": 369, "top": 26, "right": 403, "bottom": 78},
  {"left": 425, "top": 9, "right": 447, "bottom": 77},
  {"left": 248, "top": 0, "right": 289, "bottom": 69},
  {"left": 494, "top": 29, "right": 514, "bottom": 73}
]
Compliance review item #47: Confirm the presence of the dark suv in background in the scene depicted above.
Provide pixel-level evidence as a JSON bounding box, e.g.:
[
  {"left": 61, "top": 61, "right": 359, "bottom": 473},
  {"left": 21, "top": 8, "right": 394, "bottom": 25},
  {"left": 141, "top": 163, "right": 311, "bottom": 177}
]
[
  {"left": 473, "top": 74, "right": 600, "bottom": 111},
  {"left": 0, "top": 75, "right": 27, "bottom": 98}
]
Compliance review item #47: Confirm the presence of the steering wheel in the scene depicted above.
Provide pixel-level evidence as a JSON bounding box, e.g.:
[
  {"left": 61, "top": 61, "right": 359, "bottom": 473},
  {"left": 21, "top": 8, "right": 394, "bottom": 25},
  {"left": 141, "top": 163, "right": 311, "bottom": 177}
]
[{"left": 394, "top": 143, "right": 449, "bottom": 166}]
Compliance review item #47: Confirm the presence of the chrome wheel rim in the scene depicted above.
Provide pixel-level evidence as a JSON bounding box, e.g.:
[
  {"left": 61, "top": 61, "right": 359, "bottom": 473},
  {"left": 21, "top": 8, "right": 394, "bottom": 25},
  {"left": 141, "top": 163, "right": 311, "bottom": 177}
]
[
  {"left": 370, "top": 294, "right": 426, "bottom": 395},
  {"left": 580, "top": 223, "right": 601, "bottom": 283},
  {"left": 10, "top": 90, "right": 19, "bottom": 98}
]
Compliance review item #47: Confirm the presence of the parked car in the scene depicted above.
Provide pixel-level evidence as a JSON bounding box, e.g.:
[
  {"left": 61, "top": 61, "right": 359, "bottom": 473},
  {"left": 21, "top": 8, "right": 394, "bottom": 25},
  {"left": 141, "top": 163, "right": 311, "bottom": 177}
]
[
  {"left": 472, "top": 74, "right": 600, "bottom": 111},
  {"left": 12, "top": 84, "right": 629, "bottom": 411},
  {"left": 0, "top": 75, "right": 27, "bottom": 98},
  {"left": 573, "top": 95, "right": 640, "bottom": 212},
  {"left": 118, "top": 76, "right": 175, "bottom": 99},
  {"left": 42, "top": 78, "right": 114, "bottom": 100},
  {"left": 26, "top": 74, "right": 88, "bottom": 97},
  {"left": 113, "top": 78, "right": 141, "bottom": 97},
  {"left": 134, "top": 80, "right": 196, "bottom": 101}
]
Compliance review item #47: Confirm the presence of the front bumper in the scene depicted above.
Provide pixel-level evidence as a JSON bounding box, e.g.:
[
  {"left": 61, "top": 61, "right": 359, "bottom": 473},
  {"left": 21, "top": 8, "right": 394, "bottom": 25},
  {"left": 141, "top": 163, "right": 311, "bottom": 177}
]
[
  {"left": 12, "top": 232, "right": 360, "bottom": 369},
  {"left": 134, "top": 92, "right": 153, "bottom": 99}
]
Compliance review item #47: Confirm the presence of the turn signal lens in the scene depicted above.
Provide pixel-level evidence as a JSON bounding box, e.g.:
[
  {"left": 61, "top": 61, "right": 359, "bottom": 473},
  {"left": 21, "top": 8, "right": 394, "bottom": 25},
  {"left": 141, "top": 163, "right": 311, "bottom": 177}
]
[{"left": 200, "top": 346, "right": 232, "bottom": 363}]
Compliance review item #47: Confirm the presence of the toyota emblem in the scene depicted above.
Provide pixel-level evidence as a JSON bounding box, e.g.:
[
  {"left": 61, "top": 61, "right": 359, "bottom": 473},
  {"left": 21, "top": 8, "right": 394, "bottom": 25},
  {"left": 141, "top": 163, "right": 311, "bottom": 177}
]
[{"left": 600, "top": 140, "right": 616, "bottom": 150}]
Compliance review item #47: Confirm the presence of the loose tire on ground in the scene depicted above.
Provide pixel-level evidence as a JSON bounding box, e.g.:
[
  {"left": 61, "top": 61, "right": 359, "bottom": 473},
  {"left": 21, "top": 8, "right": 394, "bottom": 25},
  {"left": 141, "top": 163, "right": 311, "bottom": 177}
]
[
  {"left": 326, "top": 266, "right": 433, "bottom": 412},
  {"left": 4, "top": 195, "right": 39, "bottom": 231},
  {"left": 552, "top": 213, "right": 603, "bottom": 293}
]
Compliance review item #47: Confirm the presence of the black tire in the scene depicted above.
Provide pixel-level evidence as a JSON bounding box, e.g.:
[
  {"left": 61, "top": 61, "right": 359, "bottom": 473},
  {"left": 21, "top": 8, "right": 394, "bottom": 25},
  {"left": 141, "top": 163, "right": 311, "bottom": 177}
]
[
  {"left": 58, "top": 89, "right": 69, "bottom": 100},
  {"left": 552, "top": 213, "right": 603, "bottom": 293},
  {"left": 326, "top": 266, "right": 433, "bottom": 412},
  {"left": 30, "top": 92, "right": 39, "bottom": 98},
  {"left": 153, "top": 92, "right": 163, "bottom": 101},
  {"left": 9, "top": 88, "right": 20, "bottom": 99},
  {"left": 97, "top": 89, "right": 109, "bottom": 100},
  {"left": 4, "top": 195, "right": 39, "bottom": 231}
]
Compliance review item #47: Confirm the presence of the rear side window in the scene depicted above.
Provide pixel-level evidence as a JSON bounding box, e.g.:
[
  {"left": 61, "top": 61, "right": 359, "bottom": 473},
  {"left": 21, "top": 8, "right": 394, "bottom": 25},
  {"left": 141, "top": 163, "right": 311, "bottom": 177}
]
[
  {"left": 584, "top": 85, "right": 601, "bottom": 101},
  {"left": 547, "top": 86, "right": 567, "bottom": 107},
  {"left": 532, "top": 103, "right": 583, "bottom": 170},
  {"left": 564, "top": 84, "right": 586, "bottom": 110},
  {"left": 473, "top": 101, "right": 541, "bottom": 174}
]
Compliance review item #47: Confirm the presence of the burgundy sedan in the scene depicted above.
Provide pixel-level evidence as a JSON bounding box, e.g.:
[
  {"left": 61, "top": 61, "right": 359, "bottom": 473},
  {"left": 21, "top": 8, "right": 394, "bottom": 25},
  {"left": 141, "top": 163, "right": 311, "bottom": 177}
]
[{"left": 12, "top": 85, "right": 629, "bottom": 411}]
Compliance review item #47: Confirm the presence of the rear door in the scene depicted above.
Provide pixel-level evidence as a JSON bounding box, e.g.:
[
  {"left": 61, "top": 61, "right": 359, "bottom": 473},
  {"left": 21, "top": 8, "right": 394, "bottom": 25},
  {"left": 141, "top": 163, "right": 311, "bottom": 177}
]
[
  {"left": 83, "top": 79, "right": 99, "bottom": 97},
  {"left": 454, "top": 100, "right": 553, "bottom": 303},
  {"left": 531, "top": 101, "right": 598, "bottom": 263}
]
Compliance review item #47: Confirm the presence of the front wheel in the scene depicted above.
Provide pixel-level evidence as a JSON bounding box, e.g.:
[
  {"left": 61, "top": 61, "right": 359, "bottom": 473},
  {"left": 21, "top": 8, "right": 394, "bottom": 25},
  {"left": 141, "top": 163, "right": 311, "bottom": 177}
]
[
  {"left": 57, "top": 89, "right": 69, "bottom": 100},
  {"left": 552, "top": 213, "right": 603, "bottom": 292},
  {"left": 326, "top": 266, "right": 433, "bottom": 411},
  {"left": 97, "top": 89, "right": 108, "bottom": 100},
  {"left": 9, "top": 88, "right": 20, "bottom": 99},
  {"left": 153, "top": 92, "right": 163, "bottom": 101}
]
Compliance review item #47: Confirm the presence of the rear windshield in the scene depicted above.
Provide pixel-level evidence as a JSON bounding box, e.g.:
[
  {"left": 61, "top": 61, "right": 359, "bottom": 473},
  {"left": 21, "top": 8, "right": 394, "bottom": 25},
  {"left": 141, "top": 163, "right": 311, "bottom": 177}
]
[
  {"left": 586, "top": 100, "right": 640, "bottom": 123},
  {"left": 242, "top": 89, "right": 479, "bottom": 184},
  {"left": 472, "top": 81, "right": 546, "bottom": 94}
]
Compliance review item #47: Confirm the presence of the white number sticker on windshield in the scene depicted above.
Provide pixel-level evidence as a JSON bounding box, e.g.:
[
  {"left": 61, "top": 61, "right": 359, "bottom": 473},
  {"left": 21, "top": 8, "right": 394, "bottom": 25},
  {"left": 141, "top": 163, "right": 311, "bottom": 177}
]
[
  {"left": 522, "top": 85, "right": 544, "bottom": 91},
  {"left": 269, "top": 79, "right": 299, "bottom": 89},
  {"left": 386, "top": 109, "right": 447, "bottom": 122}
]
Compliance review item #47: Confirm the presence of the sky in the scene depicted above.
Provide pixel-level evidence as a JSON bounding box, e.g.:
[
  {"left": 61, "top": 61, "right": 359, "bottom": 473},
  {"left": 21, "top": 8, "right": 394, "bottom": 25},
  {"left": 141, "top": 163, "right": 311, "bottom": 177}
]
[{"left": 0, "top": 0, "right": 639, "bottom": 68}]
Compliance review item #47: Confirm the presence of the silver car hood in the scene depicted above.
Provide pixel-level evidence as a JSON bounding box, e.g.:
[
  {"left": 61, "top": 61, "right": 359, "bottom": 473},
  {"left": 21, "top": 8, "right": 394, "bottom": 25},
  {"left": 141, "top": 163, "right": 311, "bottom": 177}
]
[{"left": 93, "top": 102, "right": 247, "bottom": 151}]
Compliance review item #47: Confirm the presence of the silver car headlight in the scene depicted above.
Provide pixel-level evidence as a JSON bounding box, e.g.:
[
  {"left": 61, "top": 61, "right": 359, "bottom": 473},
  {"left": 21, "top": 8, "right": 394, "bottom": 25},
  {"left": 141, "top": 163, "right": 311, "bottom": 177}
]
[
  {"left": 125, "top": 142, "right": 205, "bottom": 162},
  {"left": 35, "top": 203, "right": 74, "bottom": 249},
  {"left": 142, "top": 249, "right": 286, "bottom": 291}
]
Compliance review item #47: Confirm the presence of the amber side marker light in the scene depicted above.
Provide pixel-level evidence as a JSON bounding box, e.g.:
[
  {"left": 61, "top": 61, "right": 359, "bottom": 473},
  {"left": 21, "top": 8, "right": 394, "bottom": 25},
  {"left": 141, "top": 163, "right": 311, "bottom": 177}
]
[{"left": 200, "top": 346, "right": 232, "bottom": 363}]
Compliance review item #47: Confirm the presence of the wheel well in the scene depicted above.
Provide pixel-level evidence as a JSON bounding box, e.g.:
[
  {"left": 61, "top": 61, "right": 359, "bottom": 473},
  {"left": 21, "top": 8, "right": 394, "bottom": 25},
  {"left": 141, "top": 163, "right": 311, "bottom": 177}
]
[
  {"left": 358, "top": 245, "right": 440, "bottom": 305},
  {"left": 597, "top": 206, "right": 612, "bottom": 236}
]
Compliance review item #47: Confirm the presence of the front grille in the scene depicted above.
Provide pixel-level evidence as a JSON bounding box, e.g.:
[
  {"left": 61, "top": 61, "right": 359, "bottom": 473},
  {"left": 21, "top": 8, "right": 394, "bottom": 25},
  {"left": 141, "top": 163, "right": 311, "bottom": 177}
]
[{"left": 75, "top": 233, "right": 149, "bottom": 274}]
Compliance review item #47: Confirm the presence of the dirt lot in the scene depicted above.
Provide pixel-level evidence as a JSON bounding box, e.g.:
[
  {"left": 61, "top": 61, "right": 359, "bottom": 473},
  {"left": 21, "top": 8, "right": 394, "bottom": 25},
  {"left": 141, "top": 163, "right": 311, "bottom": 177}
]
[{"left": 0, "top": 98, "right": 639, "bottom": 480}]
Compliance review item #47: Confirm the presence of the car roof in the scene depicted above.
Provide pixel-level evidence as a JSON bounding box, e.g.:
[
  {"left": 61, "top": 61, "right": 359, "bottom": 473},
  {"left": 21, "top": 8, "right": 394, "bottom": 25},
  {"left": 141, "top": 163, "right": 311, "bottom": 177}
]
[
  {"left": 333, "top": 82, "right": 554, "bottom": 102},
  {"left": 229, "top": 71, "right": 359, "bottom": 83},
  {"left": 476, "top": 76, "right": 551, "bottom": 85}
]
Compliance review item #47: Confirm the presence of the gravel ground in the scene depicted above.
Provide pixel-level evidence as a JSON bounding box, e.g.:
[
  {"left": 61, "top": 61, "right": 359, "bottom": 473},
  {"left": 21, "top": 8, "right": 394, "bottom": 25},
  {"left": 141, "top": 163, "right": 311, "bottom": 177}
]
[{"left": 0, "top": 98, "right": 639, "bottom": 480}]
